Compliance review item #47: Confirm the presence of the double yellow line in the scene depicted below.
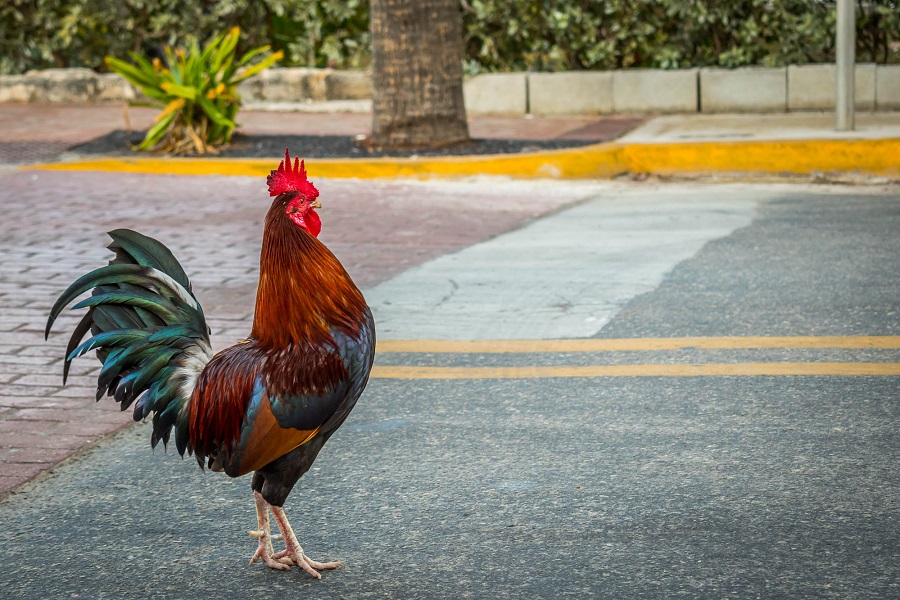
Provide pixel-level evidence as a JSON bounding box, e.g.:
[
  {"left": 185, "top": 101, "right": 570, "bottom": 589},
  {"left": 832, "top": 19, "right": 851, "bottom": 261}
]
[{"left": 370, "top": 336, "right": 900, "bottom": 379}]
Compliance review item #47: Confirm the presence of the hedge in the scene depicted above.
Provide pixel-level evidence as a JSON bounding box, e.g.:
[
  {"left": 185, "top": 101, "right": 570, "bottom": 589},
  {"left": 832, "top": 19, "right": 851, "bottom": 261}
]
[
  {"left": 463, "top": 0, "right": 899, "bottom": 73},
  {"left": 2, "top": 0, "right": 898, "bottom": 75}
]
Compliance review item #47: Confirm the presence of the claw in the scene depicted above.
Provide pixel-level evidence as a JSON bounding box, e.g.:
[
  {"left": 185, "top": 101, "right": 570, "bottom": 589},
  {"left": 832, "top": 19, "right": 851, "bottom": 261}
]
[
  {"left": 251, "top": 541, "right": 291, "bottom": 571},
  {"left": 248, "top": 529, "right": 283, "bottom": 541},
  {"left": 272, "top": 548, "right": 324, "bottom": 579},
  {"left": 306, "top": 557, "right": 343, "bottom": 571}
]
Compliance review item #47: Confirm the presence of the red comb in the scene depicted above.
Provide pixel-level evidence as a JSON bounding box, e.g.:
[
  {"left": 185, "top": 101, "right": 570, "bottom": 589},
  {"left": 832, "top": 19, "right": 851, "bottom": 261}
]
[{"left": 266, "top": 148, "right": 319, "bottom": 200}]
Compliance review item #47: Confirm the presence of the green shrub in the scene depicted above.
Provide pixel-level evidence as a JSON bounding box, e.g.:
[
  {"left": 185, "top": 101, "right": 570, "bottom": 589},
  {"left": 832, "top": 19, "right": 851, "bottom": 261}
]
[
  {"left": 1, "top": 0, "right": 898, "bottom": 76},
  {"left": 266, "top": 0, "right": 370, "bottom": 68},
  {"left": 0, "top": 0, "right": 367, "bottom": 75},
  {"left": 460, "top": 0, "right": 899, "bottom": 73},
  {"left": 106, "top": 27, "right": 282, "bottom": 154}
]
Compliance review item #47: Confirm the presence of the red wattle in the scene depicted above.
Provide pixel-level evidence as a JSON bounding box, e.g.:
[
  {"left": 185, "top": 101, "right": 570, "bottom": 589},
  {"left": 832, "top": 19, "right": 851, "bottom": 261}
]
[{"left": 306, "top": 210, "right": 322, "bottom": 237}]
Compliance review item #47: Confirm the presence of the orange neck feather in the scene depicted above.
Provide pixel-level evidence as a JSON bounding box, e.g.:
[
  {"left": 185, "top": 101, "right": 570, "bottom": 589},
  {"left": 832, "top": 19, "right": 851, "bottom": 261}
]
[{"left": 250, "top": 200, "right": 367, "bottom": 350}]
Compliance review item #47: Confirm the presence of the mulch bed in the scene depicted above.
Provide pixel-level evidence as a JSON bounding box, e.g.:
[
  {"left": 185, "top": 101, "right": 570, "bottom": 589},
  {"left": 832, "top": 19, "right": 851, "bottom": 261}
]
[{"left": 67, "top": 130, "right": 610, "bottom": 159}]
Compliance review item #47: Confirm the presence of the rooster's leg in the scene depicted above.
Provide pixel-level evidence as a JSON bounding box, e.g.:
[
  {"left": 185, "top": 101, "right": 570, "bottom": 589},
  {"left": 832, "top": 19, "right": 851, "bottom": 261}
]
[
  {"left": 248, "top": 491, "right": 292, "bottom": 570},
  {"left": 269, "top": 504, "right": 342, "bottom": 579}
]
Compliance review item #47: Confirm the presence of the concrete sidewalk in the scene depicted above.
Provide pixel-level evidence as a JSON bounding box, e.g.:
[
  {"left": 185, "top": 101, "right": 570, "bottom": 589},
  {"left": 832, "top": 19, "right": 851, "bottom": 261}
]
[{"left": 620, "top": 111, "right": 900, "bottom": 143}]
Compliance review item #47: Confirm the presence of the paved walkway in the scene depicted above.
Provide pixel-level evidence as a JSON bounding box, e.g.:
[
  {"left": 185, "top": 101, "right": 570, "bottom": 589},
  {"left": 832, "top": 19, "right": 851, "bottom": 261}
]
[{"left": 620, "top": 111, "right": 900, "bottom": 142}]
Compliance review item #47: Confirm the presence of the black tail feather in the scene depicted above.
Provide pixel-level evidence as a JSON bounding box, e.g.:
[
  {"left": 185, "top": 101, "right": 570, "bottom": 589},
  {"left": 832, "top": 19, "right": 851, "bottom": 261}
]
[{"left": 47, "top": 229, "right": 212, "bottom": 454}]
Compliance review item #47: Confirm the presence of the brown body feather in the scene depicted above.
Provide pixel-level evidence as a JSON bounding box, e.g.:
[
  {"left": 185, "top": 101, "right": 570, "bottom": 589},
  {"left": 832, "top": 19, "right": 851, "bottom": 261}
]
[
  {"left": 231, "top": 393, "right": 320, "bottom": 476},
  {"left": 189, "top": 342, "right": 262, "bottom": 457},
  {"left": 188, "top": 193, "right": 370, "bottom": 467}
]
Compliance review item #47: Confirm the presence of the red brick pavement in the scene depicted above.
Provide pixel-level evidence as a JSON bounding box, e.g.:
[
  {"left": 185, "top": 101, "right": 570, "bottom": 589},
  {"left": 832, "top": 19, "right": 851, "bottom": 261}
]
[{"left": 0, "top": 167, "right": 600, "bottom": 496}]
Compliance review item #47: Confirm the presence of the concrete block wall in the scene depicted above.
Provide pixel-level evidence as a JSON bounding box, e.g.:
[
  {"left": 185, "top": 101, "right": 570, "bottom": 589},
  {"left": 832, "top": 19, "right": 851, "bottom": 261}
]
[
  {"left": 788, "top": 64, "right": 876, "bottom": 110},
  {"left": 463, "top": 69, "right": 698, "bottom": 115},
  {"left": 462, "top": 73, "right": 527, "bottom": 115},
  {"left": 612, "top": 69, "right": 698, "bottom": 113},
  {"left": 236, "top": 68, "right": 371, "bottom": 103},
  {"left": 529, "top": 71, "right": 612, "bottom": 115},
  {"left": 875, "top": 65, "right": 900, "bottom": 110},
  {"left": 2, "top": 65, "right": 898, "bottom": 115},
  {"left": 463, "top": 64, "right": 898, "bottom": 115},
  {"left": 0, "top": 67, "right": 369, "bottom": 105},
  {"left": 0, "top": 68, "right": 139, "bottom": 103},
  {"left": 700, "top": 67, "right": 787, "bottom": 113}
]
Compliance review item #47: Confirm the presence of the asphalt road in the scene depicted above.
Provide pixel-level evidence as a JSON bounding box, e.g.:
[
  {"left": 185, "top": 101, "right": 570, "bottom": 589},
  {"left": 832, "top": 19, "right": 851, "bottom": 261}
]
[{"left": 1, "top": 182, "right": 898, "bottom": 599}]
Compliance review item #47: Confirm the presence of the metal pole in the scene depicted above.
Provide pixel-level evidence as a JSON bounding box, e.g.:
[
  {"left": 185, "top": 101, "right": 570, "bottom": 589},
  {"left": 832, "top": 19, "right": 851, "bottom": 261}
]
[{"left": 835, "top": 0, "right": 855, "bottom": 131}]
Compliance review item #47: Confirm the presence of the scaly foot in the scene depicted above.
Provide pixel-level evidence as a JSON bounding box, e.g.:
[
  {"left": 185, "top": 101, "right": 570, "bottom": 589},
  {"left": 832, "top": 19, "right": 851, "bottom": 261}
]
[
  {"left": 270, "top": 504, "right": 342, "bottom": 579},
  {"left": 248, "top": 491, "right": 292, "bottom": 571}
]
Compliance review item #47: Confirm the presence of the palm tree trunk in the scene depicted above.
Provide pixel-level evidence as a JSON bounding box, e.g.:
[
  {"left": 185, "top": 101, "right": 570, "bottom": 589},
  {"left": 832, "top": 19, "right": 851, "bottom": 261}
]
[{"left": 369, "top": 0, "right": 470, "bottom": 148}]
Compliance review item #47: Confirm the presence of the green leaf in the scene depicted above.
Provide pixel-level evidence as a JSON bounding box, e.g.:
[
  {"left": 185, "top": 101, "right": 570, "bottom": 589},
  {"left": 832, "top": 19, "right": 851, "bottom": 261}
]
[
  {"left": 236, "top": 45, "right": 272, "bottom": 68},
  {"left": 200, "top": 29, "right": 229, "bottom": 64},
  {"left": 184, "top": 38, "right": 204, "bottom": 86},
  {"left": 136, "top": 108, "right": 178, "bottom": 151},
  {"left": 230, "top": 50, "right": 284, "bottom": 84},
  {"left": 154, "top": 98, "right": 185, "bottom": 123},
  {"left": 105, "top": 56, "right": 159, "bottom": 91},
  {"left": 125, "top": 51, "right": 158, "bottom": 76},
  {"left": 196, "top": 94, "right": 234, "bottom": 129},
  {"left": 164, "top": 46, "right": 183, "bottom": 84},
  {"left": 209, "top": 27, "right": 241, "bottom": 78},
  {"left": 160, "top": 82, "right": 198, "bottom": 100}
]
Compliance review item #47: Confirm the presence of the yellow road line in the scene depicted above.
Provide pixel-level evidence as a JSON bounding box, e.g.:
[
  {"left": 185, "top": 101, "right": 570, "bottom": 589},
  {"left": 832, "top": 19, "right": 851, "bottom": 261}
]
[
  {"left": 375, "top": 336, "right": 900, "bottom": 354},
  {"left": 23, "top": 138, "right": 900, "bottom": 179},
  {"left": 371, "top": 362, "right": 900, "bottom": 379}
]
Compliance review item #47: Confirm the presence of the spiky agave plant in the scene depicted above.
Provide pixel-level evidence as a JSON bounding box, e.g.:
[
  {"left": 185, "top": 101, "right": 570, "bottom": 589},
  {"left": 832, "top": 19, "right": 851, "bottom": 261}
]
[{"left": 106, "top": 27, "right": 282, "bottom": 155}]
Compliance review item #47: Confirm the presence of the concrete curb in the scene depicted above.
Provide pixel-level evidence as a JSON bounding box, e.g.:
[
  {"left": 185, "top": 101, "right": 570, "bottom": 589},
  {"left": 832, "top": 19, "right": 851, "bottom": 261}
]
[{"left": 23, "top": 137, "right": 900, "bottom": 179}]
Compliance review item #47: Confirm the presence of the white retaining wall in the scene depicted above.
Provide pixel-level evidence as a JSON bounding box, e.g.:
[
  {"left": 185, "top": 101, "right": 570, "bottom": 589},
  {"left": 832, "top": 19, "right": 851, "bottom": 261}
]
[{"left": 1, "top": 65, "right": 898, "bottom": 115}]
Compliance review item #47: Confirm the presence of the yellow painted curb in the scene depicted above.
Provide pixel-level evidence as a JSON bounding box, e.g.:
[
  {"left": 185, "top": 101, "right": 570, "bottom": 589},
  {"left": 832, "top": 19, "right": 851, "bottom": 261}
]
[
  {"left": 23, "top": 138, "right": 900, "bottom": 179},
  {"left": 624, "top": 138, "right": 900, "bottom": 177},
  {"left": 23, "top": 144, "right": 626, "bottom": 179}
]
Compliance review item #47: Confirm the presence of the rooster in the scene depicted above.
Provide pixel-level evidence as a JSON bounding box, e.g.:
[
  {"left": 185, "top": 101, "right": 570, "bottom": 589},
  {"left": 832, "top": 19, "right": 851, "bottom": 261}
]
[{"left": 45, "top": 150, "right": 375, "bottom": 578}]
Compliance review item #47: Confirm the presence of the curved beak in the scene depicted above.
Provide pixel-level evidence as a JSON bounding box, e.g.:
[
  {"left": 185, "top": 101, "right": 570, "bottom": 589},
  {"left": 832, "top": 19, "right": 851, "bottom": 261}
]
[{"left": 311, "top": 200, "right": 322, "bottom": 209}]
